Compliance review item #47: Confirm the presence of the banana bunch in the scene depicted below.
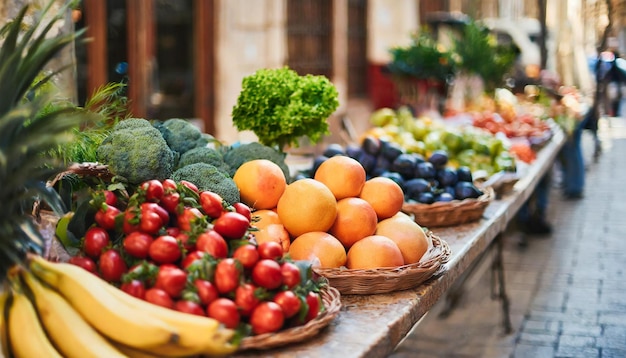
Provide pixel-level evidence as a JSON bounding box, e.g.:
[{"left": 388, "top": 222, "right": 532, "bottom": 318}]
[{"left": 0, "top": 256, "right": 238, "bottom": 358}]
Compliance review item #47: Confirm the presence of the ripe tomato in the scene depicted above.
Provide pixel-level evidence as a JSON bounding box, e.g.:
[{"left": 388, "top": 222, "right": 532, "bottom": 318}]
[
  {"left": 181, "top": 250, "right": 206, "bottom": 269},
  {"left": 83, "top": 227, "right": 110, "bottom": 258},
  {"left": 249, "top": 301, "right": 285, "bottom": 335},
  {"left": 98, "top": 249, "right": 127, "bottom": 282},
  {"left": 162, "top": 179, "right": 177, "bottom": 192},
  {"left": 120, "top": 280, "right": 146, "bottom": 299},
  {"left": 214, "top": 258, "right": 241, "bottom": 294},
  {"left": 273, "top": 290, "right": 302, "bottom": 319},
  {"left": 123, "top": 207, "right": 141, "bottom": 234},
  {"left": 180, "top": 180, "right": 199, "bottom": 194},
  {"left": 149, "top": 235, "right": 182, "bottom": 264},
  {"left": 233, "top": 202, "right": 252, "bottom": 221},
  {"left": 141, "top": 203, "right": 169, "bottom": 224},
  {"left": 145, "top": 288, "right": 175, "bottom": 309},
  {"left": 68, "top": 256, "right": 96, "bottom": 273},
  {"left": 155, "top": 265, "right": 188, "bottom": 298},
  {"left": 94, "top": 205, "right": 121, "bottom": 231},
  {"left": 199, "top": 191, "right": 224, "bottom": 218},
  {"left": 176, "top": 232, "right": 195, "bottom": 251},
  {"left": 103, "top": 190, "right": 117, "bottom": 206},
  {"left": 251, "top": 259, "right": 282, "bottom": 290},
  {"left": 280, "top": 262, "right": 301, "bottom": 289},
  {"left": 213, "top": 212, "right": 250, "bottom": 240},
  {"left": 177, "top": 207, "right": 204, "bottom": 232},
  {"left": 123, "top": 232, "right": 153, "bottom": 259},
  {"left": 196, "top": 230, "right": 228, "bottom": 259},
  {"left": 160, "top": 191, "right": 181, "bottom": 213},
  {"left": 258, "top": 241, "right": 283, "bottom": 261},
  {"left": 141, "top": 179, "right": 164, "bottom": 202},
  {"left": 175, "top": 300, "right": 205, "bottom": 316},
  {"left": 232, "top": 244, "right": 259, "bottom": 270},
  {"left": 194, "top": 279, "right": 219, "bottom": 306},
  {"left": 166, "top": 227, "right": 181, "bottom": 237},
  {"left": 207, "top": 298, "right": 240, "bottom": 329},
  {"left": 235, "top": 283, "right": 260, "bottom": 316},
  {"left": 139, "top": 210, "right": 163, "bottom": 235},
  {"left": 304, "top": 291, "right": 321, "bottom": 322}
]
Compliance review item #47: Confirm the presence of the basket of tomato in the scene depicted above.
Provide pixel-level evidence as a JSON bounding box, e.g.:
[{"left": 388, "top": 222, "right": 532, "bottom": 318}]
[{"left": 46, "top": 176, "right": 341, "bottom": 351}]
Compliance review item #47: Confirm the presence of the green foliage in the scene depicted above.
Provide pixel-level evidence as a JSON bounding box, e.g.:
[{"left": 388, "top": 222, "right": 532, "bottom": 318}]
[
  {"left": 154, "top": 118, "right": 207, "bottom": 155},
  {"left": 170, "top": 163, "right": 240, "bottom": 205},
  {"left": 96, "top": 120, "right": 176, "bottom": 185},
  {"left": 176, "top": 146, "right": 230, "bottom": 174},
  {"left": 387, "top": 30, "right": 456, "bottom": 82},
  {"left": 231, "top": 67, "right": 339, "bottom": 150},
  {"left": 222, "top": 142, "right": 291, "bottom": 182},
  {"left": 453, "top": 21, "right": 517, "bottom": 91}
]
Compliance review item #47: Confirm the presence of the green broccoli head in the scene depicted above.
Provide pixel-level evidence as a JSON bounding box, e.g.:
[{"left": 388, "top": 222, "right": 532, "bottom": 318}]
[
  {"left": 97, "top": 124, "right": 175, "bottom": 184},
  {"left": 171, "top": 163, "right": 240, "bottom": 205},
  {"left": 112, "top": 117, "right": 154, "bottom": 131},
  {"left": 177, "top": 146, "right": 231, "bottom": 174},
  {"left": 154, "top": 118, "right": 206, "bottom": 155},
  {"left": 222, "top": 142, "right": 290, "bottom": 181}
]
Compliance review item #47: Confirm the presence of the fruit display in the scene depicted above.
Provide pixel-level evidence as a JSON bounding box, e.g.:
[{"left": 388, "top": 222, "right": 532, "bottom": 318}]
[
  {"left": 367, "top": 106, "right": 516, "bottom": 176},
  {"left": 51, "top": 177, "right": 331, "bottom": 349}
]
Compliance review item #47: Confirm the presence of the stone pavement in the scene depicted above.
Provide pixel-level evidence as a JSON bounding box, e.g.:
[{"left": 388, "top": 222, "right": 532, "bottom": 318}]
[{"left": 390, "top": 117, "right": 626, "bottom": 358}]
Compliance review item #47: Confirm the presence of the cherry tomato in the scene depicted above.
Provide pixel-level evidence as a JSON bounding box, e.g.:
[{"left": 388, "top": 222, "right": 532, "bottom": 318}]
[
  {"left": 166, "top": 227, "right": 181, "bottom": 237},
  {"left": 199, "top": 191, "right": 224, "bottom": 218},
  {"left": 207, "top": 298, "right": 240, "bottom": 329},
  {"left": 68, "top": 256, "right": 97, "bottom": 273},
  {"left": 98, "top": 249, "right": 127, "bottom": 282},
  {"left": 149, "top": 235, "right": 182, "bottom": 264},
  {"left": 213, "top": 212, "right": 250, "bottom": 240},
  {"left": 160, "top": 191, "right": 181, "bottom": 213},
  {"left": 175, "top": 300, "right": 205, "bottom": 316},
  {"left": 94, "top": 205, "right": 121, "bottom": 231},
  {"left": 235, "top": 283, "right": 260, "bottom": 316},
  {"left": 249, "top": 301, "right": 285, "bottom": 335},
  {"left": 258, "top": 241, "right": 283, "bottom": 261},
  {"left": 233, "top": 244, "right": 260, "bottom": 270},
  {"left": 280, "top": 262, "right": 301, "bottom": 288},
  {"left": 141, "top": 179, "right": 164, "bottom": 202},
  {"left": 196, "top": 230, "right": 228, "bottom": 259},
  {"left": 103, "top": 190, "right": 117, "bottom": 206},
  {"left": 180, "top": 180, "right": 199, "bottom": 194},
  {"left": 155, "top": 265, "right": 188, "bottom": 298},
  {"left": 181, "top": 250, "right": 206, "bottom": 269},
  {"left": 252, "top": 259, "right": 282, "bottom": 290},
  {"left": 304, "top": 291, "right": 321, "bottom": 322},
  {"left": 233, "top": 202, "right": 252, "bottom": 221},
  {"left": 162, "top": 179, "right": 177, "bottom": 192},
  {"left": 123, "top": 231, "right": 153, "bottom": 259},
  {"left": 145, "top": 288, "right": 175, "bottom": 309},
  {"left": 214, "top": 258, "right": 241, "bottom": 294},
  {"left": 194, "top": 279, "right": 219, "bottom": 306},
  {"left": 273, "top": 290, "right": 302, "bottom": 319},
  {"left": 176, "top": 232, "right": 195, "bottom": 251},
  {"left": 177, "top": 207, "right": 204, "bottom": 232},
  {"left": 120, "top": 280, "right": 146, "bottom": 299},
  {"left": 83, "top": 227, "right": 110, "bottom": 258},
  {"left": 139, "top": 209, "right": 163, "bottom": 235},
  {"left": 123, "top": 207, "right": 140, "bottom": 234}
]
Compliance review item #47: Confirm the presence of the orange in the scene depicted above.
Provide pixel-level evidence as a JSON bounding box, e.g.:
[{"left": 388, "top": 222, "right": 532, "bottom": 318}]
[
  {"left": 233, "top": 159, "right": 286, "bottom": 210},
  {"left": 251, "top": 209, "right": 282, "bottom": 230},
  {"left": 346, "top": 235, "right": 404, "bottom": 269},
  {"left": 288, "top": 231, "right": 347, "bottom": 268},
  {"left": 359, "top": 177, "right": 405, "bottom": 220},
  {"left": 329, "top": 197, "right": 378, "bottom": 248},
  {"left": 375, "top": 212, "right": 429, "bottom": 265},
  {"left": 276, "top": 178, "right": 337, "bottom": 238},
  {"left": 254, "top": 223, "right": 291, "bottom": 253},
  {"left": 314, "top": 156, "right": 366, "bottom": 200}
]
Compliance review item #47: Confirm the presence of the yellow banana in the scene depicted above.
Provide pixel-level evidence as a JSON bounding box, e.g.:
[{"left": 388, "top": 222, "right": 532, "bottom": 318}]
[
  {"left": 0, "top": 289, "right": 10, "bottom": 358},
  {"left": 7, "top": 286, "right": 63, "bottom": 358},
  {"left": 112, "top": 343, "right": 164, "bottom": 358},
  {"left": 103, "top": 283, "right": 238, "bottom": 356},
  {"left": 21, "top": 270, "right": 127, "bottom": 358},
  {"left": 29, "top": 255, "right": 179, "bottom": 349}
]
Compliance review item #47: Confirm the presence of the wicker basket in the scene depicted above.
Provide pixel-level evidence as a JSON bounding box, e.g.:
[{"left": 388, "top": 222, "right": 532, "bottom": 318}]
[
  {"left": 401, "top": 186, "right": 494, "bottom": 228},
  {"left": 238, "top": 285, "right": 341, "bottom": 351},
  {"left": 313, "top": 232, "right": 451, "bottom": 295}
]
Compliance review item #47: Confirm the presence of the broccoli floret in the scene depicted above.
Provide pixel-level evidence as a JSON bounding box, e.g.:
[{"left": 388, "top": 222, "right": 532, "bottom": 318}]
[
  {"left": 154, "top": 118, "right": 206, "bottom": 155},
  {"left": 222, "top": 142, "right": 291, "bottom": 181},
  {"left": 112, "top": 118, "right": 153, "bottom": 131},
  {"left": 177, "top": 146, "right": 231, "bottom": 174},
  {"left": 97, "top": 124, "right": 175, "bottom": 184},
  {"left": 171, "top": 163, "right": 240, "bottom": 205}
]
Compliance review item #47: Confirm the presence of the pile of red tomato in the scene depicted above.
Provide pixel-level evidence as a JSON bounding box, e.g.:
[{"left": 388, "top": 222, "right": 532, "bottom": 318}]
[
  {"left": 68, "top": 178, "right": 326, "bottom": 336},
  {"left": 472, "top": 111, "right": 551, "bottom": 138}
]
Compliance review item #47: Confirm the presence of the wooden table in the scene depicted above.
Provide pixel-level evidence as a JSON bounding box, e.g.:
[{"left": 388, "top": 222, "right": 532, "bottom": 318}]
[{"left": 234, "top": 127, "right": 567, "bottom": 358}]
